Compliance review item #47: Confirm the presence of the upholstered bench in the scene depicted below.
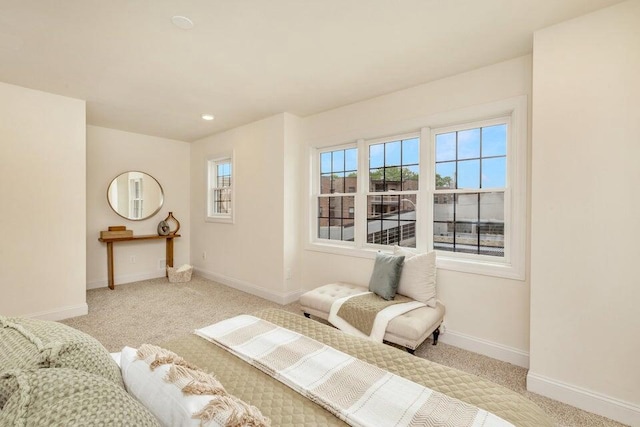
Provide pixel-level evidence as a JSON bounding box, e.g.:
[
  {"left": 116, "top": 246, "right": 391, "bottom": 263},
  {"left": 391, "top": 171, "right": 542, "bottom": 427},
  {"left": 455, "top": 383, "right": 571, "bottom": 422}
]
[{"left": 300, "top": 282, "right": 445, "bottom": 353}]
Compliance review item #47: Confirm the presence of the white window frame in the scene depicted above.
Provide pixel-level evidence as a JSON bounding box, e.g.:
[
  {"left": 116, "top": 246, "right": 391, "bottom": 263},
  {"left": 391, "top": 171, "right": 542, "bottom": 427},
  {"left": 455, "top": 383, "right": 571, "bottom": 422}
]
[
  {"left": 307, "top": 96, "right": 527, "bottom": 280},
  {"left": 313, "top": 143, "right": 359, "bottom": 248},
  {"left": 427, "top": 96, "right": 527, "bottom": 280},
  {"left": 206, "top": 153, "right": 235, "bottom": 224},
  {"left": 128, "top": 175, "right": 144, "bottom": 220},
  {"left": 363, "top": 132, "right": 421, "bottom": 251}
]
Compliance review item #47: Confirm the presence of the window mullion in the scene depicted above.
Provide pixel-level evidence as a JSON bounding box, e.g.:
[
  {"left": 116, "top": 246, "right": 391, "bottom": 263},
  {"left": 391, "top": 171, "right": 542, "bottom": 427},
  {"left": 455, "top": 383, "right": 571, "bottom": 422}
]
[
  {"left": 418, "top": 127, "right": 432, "bottom": 252},
  {"left": 434, "top": 188, "right": 503, "bottom": 194},
  {"left": 355, "top": 138, "right": 367, "bottom": 248},
  {"left": 476, "top": 193, "right": 481, "bottom": 253}
]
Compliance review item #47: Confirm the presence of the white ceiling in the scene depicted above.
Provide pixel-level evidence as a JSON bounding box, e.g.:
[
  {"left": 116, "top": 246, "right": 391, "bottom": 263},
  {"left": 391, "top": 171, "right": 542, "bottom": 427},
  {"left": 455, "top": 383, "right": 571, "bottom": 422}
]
[{"left": 0, "top": 0, "right": 623, "bottom": 142}]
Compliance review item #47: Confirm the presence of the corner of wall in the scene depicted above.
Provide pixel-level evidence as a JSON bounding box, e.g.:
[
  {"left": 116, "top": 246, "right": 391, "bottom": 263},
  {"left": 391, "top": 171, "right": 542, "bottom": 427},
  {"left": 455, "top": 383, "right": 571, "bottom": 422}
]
[{"left": 527, "top": 371, "right": 640, "bottom": 427}]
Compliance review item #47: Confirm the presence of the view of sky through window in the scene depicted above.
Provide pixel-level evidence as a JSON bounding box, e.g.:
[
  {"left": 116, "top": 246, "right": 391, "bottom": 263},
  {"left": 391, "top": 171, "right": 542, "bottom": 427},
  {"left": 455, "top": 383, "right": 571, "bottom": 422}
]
[{"left": 435, "top": 124, "right": 506, "bottom": 190}]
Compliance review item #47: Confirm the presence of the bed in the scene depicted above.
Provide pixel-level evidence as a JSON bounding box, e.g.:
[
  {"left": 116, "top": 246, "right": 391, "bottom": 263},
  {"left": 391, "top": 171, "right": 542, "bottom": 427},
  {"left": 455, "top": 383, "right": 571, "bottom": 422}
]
[{"left": 161, "top": 308, "right": 553, "bottom": 427}]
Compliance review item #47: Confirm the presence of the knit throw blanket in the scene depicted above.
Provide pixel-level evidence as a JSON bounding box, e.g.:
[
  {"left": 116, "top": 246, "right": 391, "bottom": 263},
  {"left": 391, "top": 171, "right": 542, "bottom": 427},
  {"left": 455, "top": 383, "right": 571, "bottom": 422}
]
[
  {"left": 329, "top": 291, "right": 425, "bottom": 342},
  {"left": 337, "top": 293, "right": 412, "bottom": 335},
  {"left": 195, "top": 315, "right": 514, "bottom": 427}
]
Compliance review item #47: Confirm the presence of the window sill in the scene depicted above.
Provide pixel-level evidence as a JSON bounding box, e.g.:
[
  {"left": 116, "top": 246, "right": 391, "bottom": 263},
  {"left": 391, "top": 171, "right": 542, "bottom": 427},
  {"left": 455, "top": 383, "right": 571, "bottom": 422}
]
[
  {"left": 305, "top": 241, "right": 379, "bottom": 260},
  {"left": 305, "top": 241, "right": 525, "bottom": 280},
  {"left": 205, "top": 216, "right": 234, "bottom": 224},
  {"left": 435, "top": 254, "right": 524, "bottom": 281}
]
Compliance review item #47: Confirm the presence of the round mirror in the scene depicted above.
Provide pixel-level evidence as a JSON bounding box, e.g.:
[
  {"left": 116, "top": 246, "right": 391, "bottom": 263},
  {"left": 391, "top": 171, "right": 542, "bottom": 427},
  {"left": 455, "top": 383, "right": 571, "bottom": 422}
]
[{"left": 107, "top": 171, "right": 164, "bottom": 221}]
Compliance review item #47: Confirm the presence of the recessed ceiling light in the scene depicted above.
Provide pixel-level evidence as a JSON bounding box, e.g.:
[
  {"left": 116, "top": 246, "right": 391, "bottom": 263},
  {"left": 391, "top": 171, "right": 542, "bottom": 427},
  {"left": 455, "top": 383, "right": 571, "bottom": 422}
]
[
  {"left": 201, "top": 114, "right": 215, "bottom": 121},
  {"left": 171, "top": 15, "right": 194, "bottom": 30}
]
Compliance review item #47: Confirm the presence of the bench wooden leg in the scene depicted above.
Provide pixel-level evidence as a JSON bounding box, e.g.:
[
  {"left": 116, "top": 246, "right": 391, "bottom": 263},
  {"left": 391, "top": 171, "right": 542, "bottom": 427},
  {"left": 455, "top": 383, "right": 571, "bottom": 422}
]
[{"left": 432, "top": 327, "right": 440, "bottom": 345}]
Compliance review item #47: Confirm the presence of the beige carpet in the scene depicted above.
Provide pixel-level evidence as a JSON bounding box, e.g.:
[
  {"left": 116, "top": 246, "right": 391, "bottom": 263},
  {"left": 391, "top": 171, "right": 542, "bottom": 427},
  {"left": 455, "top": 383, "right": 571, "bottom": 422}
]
[{"left": 61, "top": 275, "right": 626, "bottom": 427}]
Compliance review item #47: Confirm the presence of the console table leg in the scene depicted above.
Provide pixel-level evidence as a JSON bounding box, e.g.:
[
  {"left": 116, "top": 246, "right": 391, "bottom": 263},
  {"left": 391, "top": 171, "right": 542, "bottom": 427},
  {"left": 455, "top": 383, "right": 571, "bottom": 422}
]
[
  {"left": 99, "top": 234, "right": 180, "bottom": 286},
  {"left": 166, "top": 238, "right": 174, "bottom": 278},
  {"left": 107, "top": 241, "right": 114, "bottom": 290}
]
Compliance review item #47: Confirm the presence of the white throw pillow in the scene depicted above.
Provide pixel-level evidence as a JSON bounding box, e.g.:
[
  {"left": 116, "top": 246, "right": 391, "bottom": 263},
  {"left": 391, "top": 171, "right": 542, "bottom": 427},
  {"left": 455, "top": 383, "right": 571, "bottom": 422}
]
[
  {"left": 120, "top": 346, "right": 211, "bottom": 426},
  {"left": 120, "top": 346, "right": 269, "bottom": 427},
  {"left": 393, "top": 246, "right": 437, "bottom": 307}
]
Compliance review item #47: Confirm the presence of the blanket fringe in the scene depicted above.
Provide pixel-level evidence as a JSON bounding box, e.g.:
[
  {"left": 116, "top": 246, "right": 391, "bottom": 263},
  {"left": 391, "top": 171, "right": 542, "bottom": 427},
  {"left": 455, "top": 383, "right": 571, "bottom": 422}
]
[
  {"left": 136, "top": 344, "right": 172, "bottom": 363},
  {"left": 136, "top": 344, "right": 199, "bottom": 371},
  {"left": 193, "top": 395, "right": 271, "bottom": 427},
  {"left": 164, "top": 364, "right": 226, "bottom": 396}
]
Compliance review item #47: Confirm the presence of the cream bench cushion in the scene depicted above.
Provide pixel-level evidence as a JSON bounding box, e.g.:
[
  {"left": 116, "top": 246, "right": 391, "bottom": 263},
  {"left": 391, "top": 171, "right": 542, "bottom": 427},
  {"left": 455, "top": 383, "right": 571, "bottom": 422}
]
[{"left": 299, "top": 282, "right": 445, "bottom": 352}]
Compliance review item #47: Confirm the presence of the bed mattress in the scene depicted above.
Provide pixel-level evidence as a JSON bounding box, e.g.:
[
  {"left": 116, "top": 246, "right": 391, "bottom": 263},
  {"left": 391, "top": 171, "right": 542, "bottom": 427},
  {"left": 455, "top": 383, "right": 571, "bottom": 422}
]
[{"left": 160, "top": 308, "right": 552, "bottom": 427}]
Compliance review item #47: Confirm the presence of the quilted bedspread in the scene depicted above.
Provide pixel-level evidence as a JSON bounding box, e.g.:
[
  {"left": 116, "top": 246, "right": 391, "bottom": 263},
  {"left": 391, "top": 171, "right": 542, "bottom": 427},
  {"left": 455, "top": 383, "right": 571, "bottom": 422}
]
[{"left": 160, "top": 308, "right": 553, "bottom": 427}]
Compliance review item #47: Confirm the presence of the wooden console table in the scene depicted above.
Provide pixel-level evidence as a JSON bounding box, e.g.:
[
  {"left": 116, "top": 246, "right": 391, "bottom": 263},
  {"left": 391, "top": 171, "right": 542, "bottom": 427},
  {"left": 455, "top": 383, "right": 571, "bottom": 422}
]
[{"left": 98, "top": 234, "right": 180, "bottom": 289}]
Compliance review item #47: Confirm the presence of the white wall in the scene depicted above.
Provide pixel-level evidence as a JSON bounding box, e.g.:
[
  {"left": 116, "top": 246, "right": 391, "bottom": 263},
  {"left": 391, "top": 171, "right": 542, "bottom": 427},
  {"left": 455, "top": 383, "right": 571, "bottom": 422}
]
[
  {"left": 529, "top": 1, "right": 640, "bottom": 424},
  {"left": 299, "top": 56, "right": 533, "bottom": 363},
  {"left": 86, "top": 126, "right": 190, "bottom": 288},
  {"left": 190, "top": 114, "right": 295, "bottom": 302},
  {"left": 0, "top": 82, "right": 87, "bottom": 320},
  {"left": 283, "top": 113, "right": 304, "bottom": 294}
]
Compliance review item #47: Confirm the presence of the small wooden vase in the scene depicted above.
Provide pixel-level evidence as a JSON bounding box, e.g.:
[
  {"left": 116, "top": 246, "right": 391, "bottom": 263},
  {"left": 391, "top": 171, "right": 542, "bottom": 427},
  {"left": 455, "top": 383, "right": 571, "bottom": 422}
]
[{"left": 164, "top": 212, "right": 180, "bottom": 236}]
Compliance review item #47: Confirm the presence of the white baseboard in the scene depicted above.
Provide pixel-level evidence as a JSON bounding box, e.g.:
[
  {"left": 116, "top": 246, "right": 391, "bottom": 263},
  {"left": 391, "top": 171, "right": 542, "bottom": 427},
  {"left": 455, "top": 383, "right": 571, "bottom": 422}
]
[
  {"left": 86, "top": 272, "right": 166, "bottom": 290},
  {"left": 438, "top": 328, "right": 530, "bottom": 368},
  {"left": 24, "top": 303, "right": 88, "bottom": 321},
  {"left": 527, "top": 371, "right": 640, "bottom": 426},
  {"left": 194, "top": 267, "right": 302, "bottom": 305}
]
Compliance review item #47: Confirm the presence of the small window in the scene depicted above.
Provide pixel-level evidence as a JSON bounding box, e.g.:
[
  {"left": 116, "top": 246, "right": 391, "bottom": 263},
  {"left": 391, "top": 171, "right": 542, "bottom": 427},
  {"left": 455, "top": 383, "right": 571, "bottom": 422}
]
[
  {"left": 207, "top": 156, "right": 234, "bottom": 223},
  {"left": 129, "top": 176, "right": 143, "bottom": 219}
]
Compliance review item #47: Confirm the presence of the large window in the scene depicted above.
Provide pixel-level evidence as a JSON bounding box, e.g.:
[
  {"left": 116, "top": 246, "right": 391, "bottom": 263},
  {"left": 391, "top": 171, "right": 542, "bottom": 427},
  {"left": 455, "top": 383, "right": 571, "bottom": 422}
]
[
  {"left": 207, "top": 156, "right": 233, "bottom": 222},
  {"left": 310, "top": 97, "right": 527, "bottom": 279},
  {"left": 367, "top": 136, "right": 419, "bottom": 247},
  {"left": 433, "top": 123, "right": 507, "bottom": 256},
  {"left": 317, "top": 147, "right": 357, "bottom": 241}
]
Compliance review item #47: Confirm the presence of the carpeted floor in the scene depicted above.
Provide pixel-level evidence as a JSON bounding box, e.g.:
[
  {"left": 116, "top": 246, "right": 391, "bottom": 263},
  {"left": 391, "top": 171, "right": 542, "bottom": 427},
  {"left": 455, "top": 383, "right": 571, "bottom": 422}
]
[{"left": 61, "top": 275, "right": 626, "bottom": 427}]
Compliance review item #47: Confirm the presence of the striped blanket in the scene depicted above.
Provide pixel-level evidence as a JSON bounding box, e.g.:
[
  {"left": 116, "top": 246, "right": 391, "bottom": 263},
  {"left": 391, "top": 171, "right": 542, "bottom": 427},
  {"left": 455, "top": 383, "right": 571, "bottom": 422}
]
[{"left": 195, "top": 315, "right": 513, "bottom": 427}]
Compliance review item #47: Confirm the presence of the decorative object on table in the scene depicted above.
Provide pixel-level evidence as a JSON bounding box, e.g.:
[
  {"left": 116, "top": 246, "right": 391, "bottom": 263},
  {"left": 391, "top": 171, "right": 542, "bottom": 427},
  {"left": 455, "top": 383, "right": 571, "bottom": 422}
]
[
  {"left": 100, "top": 226, "right": 134, "bottom": 239},
  {"left": 167, "top": 264, "right": 192, "bottom": 283},
  {"left": 157, "top": 220, "right": 170, "bottom": 236},
  {"left": 163, "top": 212, "right": 180, "bottom": 236}
]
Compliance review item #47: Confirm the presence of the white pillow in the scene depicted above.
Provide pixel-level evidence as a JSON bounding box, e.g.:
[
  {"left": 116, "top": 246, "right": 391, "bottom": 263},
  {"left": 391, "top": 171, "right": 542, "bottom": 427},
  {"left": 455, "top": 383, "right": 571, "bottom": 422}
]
[
  {"left": 120, "top": 346, "right": 269, "bottom": 427},
  {"left": 120, "top": 346, "right": 211, "bottom": 426},
  {"left": 393, "top": 246, "right": 437, "bottom": 307}
]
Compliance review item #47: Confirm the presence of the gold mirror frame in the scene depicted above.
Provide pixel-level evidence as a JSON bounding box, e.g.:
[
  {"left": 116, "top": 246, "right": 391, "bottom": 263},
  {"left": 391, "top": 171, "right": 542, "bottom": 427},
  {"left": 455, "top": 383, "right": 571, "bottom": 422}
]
[{"left": 106, "top": 171, "right": 164, "bottom": 221}]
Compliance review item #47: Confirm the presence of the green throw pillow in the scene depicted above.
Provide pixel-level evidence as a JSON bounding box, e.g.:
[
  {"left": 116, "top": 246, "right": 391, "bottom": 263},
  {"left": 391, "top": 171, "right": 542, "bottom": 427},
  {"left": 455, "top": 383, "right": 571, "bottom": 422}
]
[
  {"left": 0, "top": 368, "right": 159, "bottom": 427},
  {"left": 368, "top": 253, "right": 405, "bottom": 300},
  {"left": 0, "top": 316, "right": 123, "bottom": 408}
]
